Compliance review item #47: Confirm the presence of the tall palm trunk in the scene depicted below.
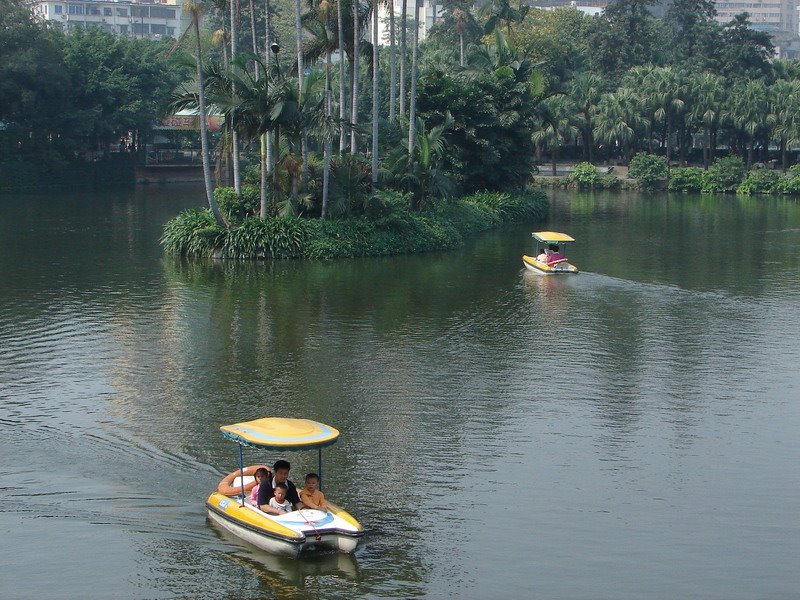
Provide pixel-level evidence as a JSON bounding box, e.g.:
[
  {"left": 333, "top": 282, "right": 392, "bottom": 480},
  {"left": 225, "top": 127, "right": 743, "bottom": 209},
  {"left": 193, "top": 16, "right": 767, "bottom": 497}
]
[
  {"left": 388, "top": 0, "right": 397, "bottom": 120},
  {"left": 459, "top": 31, "right": 464, "bottom": 67},
  {"left": 337, "top": 0, "right": 347, "bottom": 153},
  {"left": 350, "top": 0, "right": 360, "bottom": 154},
  {"left": 322, "top": 48, "right": 332, "bottom": 218},
  {"left": 193, "top": 14, "right": 224, "bottom": 226},
  {"left": 249, "top": 0, "right": 258, "bottom": 75},
  {"left": 371, "top": 0, "right": 379, "bottom": 184},
  {"left": 407, "top": 0, "right": 419, "bottom": 204},
  {"left": 294, "top": 0, "right": 308, "bottom": 185},
  {"left": 230, "top": 0, "right": 242, "bottom": 193},
  {"left": 399, "top": 0, "right": 407, "bottom": 117},
  {"left": 265, "top": 0, "right": 273, "bottom": 171}
]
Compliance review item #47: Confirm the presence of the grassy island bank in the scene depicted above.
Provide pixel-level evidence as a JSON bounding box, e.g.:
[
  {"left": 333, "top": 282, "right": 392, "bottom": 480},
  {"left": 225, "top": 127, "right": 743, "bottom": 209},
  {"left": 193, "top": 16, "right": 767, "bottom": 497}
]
[{"left": 162, "top": 190, "right": 548, "bottom": 260}]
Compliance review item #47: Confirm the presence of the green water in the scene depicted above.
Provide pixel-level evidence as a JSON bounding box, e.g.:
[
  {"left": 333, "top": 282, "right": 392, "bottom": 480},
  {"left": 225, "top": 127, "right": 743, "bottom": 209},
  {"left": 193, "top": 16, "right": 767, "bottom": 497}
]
[{"left": 0, "top": 186, "right": 798, "bottom": 599}]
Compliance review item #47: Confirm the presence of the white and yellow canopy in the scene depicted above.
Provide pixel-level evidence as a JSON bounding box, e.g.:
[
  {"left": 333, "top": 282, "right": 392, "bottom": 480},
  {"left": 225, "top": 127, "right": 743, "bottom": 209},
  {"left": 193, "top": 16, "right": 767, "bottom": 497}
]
[
  {"left": 532, "top": 231, "right": 575, "bottom": 243},
  {"left": 220, "top": 417, "right": 340, "bottom": 450}
]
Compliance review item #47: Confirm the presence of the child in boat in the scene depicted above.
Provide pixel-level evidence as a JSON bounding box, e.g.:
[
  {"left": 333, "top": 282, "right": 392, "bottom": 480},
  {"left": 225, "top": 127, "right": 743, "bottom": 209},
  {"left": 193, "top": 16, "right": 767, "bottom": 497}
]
[
  {"left": 248, "top": 467, "right": 270, "bottom": 505},
  {"left": 299, "top": 473, "right": 328, "bottom": 512},
  {"left": 536, "top": 248, "right": 549, "bottom": 262},
  {"left": 268, "top": 483, "right": 294, "bottom": 514}
]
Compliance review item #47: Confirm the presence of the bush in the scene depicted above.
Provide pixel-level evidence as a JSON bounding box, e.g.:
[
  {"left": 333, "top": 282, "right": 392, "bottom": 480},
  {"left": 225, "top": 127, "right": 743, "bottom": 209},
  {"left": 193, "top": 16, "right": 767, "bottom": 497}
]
[
  {"left": 600, "top": 174, "right": 620, "bottom": 189},
  {"left": 771, "top": 173, "right": 800, "bottom": 195},
  {"left": 701, "top": 156, "right": 746, "bottom": 193},
  {"left": 162, "top": 191, "right": 549, "bottom": 260},
  {"left": 570, "top": 162, "right": 601, "bottom": 188},
  {"left": 215, "top": 185, "right": 261, "bottom": 222},
  {"left": 628, "top": 153, "right": 668, "bottom": 187},
  {"left": 736, "top": 169, "right": 781, "bottom": 195},
  {"left": 668, "top": 167, "right": 704, "bottom": 192}
]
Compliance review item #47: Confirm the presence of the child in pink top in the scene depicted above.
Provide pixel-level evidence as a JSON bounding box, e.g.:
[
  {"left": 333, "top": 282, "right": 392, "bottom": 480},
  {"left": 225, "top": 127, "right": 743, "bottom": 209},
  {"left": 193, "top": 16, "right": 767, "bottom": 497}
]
[{"left": 249, "top": 468, "right": 270, "bottom": 505}]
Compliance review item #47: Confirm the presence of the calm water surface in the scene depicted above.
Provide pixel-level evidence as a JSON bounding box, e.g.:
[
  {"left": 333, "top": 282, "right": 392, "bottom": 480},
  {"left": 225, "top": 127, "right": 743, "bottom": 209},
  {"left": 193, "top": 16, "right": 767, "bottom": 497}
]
[{"left": 0, "top": 186, "right": 798, "bottom": 599}]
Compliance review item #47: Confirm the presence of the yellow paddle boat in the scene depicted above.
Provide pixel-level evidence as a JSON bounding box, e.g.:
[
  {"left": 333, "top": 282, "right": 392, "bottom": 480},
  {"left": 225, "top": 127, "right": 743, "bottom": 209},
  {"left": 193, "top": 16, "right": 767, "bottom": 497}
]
[
  {"left": 206, "top": 417, "right": 364, "bottom": 558},
  {"left": 522, "top": 231, "right": 579, "bottom": 275}
]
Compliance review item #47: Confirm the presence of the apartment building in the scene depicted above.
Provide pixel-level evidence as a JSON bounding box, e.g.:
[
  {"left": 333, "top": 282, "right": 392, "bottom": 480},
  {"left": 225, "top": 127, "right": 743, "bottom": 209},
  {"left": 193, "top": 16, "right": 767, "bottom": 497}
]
[
  {"left": 30, "top": 0, "right": 188, "bottom": 39},
  {"left": 714, "top": 0, "right": 797, "bottom": 34}
]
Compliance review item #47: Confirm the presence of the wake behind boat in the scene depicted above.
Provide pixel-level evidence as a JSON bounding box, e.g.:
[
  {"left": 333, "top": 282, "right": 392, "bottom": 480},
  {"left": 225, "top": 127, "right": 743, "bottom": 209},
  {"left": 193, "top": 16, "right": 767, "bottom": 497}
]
[
  {"left": 206, "top": 417, "right": 364, "bottom": 558},
  {"left": 522, "top": 231, "right": 579, "bottom": 275}
]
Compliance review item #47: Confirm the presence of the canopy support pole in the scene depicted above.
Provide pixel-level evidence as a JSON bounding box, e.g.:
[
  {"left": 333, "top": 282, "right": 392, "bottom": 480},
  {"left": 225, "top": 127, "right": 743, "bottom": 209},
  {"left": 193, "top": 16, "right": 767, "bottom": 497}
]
[
  {"left": 238, "top": 443, "right": 245, "bottom": 506},
  {"left": 318, "top": 448, "right": 323, "bottom": 490}
]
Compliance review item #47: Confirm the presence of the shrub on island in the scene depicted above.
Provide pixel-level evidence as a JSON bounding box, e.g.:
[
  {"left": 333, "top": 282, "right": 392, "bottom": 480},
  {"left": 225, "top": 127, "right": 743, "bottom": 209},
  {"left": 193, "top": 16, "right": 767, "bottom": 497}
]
[{"left": 162, "top": 190, "right": 548, "bottom": 260}]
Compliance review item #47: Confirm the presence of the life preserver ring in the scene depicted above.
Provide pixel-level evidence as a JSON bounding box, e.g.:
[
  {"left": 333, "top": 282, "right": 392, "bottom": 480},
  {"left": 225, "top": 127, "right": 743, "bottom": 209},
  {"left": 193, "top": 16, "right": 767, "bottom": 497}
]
[{"left": 217, "top": 464, "right": 271, "bottom": 496}]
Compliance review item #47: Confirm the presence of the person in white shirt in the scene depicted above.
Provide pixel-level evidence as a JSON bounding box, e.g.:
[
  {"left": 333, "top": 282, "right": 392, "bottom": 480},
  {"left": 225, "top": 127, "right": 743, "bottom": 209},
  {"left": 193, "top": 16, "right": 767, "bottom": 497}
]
[{"left": 268, "top": 483, "right": 293, "bottom": 514}]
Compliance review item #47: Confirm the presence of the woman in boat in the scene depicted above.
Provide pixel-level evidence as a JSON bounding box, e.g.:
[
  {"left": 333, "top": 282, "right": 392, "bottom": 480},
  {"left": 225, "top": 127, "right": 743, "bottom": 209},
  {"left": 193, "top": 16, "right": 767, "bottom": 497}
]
[
  {"left": 547, "top": 244, "right": 565, "bottom": 263},
  {"left": 536, "top": 248, "right": 549, "bottom": 263}
]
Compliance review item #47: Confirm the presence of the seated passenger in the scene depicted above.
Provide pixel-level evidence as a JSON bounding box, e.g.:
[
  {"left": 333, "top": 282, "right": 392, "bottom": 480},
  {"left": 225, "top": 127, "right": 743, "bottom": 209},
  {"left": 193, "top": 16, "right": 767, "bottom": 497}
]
[
  {"left": 248, "top": 467, "right": 270, "bottom": 505},
  {"left": 546, "top": 244, "right": 565, "bottom": 264},
  {"left": 299, "top": 473, "right": 329, "bottom": 512},
  {"left": 536, "top": 248, "right": 549, "bottom": 262},
  {"left": 268, "top": 483, "right": 294, "bottom": 514},
  {"left": 257, "top": 459, "right": 304, "bottom": 514}
]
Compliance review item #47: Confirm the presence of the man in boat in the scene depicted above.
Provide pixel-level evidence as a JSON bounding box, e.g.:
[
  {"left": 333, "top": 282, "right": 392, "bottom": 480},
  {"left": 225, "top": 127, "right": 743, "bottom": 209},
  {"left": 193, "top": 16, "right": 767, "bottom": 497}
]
[
  {"left": 546, "top": 244, "right": 565, "bottom": 264},
  {"left": 257, "top": 459, "right": 305, "bottom": 514}
]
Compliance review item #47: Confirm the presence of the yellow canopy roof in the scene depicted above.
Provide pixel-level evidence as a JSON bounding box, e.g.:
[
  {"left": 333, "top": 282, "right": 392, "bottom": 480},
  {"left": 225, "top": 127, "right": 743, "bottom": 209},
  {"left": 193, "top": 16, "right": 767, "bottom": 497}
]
[
  {"left": 220, "top": 418, "right": 340, "bottom": 450},
  {"left": 532, "top": 231, "right": 575, "bottom": 243}
]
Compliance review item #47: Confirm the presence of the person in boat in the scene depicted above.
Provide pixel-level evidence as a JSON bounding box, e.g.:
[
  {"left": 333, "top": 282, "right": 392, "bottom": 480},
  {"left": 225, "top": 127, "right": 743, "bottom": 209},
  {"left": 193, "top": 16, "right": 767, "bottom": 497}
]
[
  {"left": 248, "top": 467, "right": 270, "bottom": 506},
  {"left": 536, "top": 248, "right": 549, "bottom": 263},
  {"left": 299, "top": 472, "right": 328, "bottom": 512},
  {"left": 546, "top": 244, "right": 565, "bottom": 264},
  {"left": 257, "top": 459, "right": 304, "bottom": 514},
  {"left": 268, "top": 483, "right": 294, "bottom": 514}
]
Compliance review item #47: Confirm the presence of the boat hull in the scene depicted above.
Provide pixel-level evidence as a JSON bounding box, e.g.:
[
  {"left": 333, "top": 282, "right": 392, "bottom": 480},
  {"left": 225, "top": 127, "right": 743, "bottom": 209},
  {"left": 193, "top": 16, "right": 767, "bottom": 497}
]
[
  {"left": 522, "top": 255, "right": 578, "bottom": 275},
  {"left": 206, "top": 492, "right": 364, "bottom": 557}
]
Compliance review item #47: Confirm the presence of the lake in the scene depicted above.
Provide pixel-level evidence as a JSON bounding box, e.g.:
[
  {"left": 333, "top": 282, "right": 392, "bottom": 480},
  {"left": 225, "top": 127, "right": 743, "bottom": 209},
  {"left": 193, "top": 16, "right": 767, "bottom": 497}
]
[{"left": 0, "top": 186, "right": 798, "bottom": 599}]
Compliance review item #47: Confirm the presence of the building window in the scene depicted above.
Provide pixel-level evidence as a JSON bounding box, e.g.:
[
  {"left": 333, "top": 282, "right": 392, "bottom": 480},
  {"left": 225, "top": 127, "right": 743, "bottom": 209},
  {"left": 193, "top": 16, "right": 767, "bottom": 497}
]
[
  {"left": 119, "top": 24, "right": 128, "bottom": 34},
  {"left": 133, "top": 22, "right": 149, "bottom": 34},
  {"left": 131, "top": 6, "right": 149, "bottom": 17},
  {"left": 87, "top": 6, "right": 100, "bottom": 15},
  {"left": 54, "top": 4, "right": 62, "bottom": 13},
  {"left": 68, "top": 4, "right": 84, "bottom": 15},
  {"left": 151, "top": 24, "right": 166, "bottom": 35},
  {"left": 116, "top": 7, "right": 127, "bottom": 16},
  {"left": 103, "top": 7, "right": 112, "bottom": 15},
  {"left": 166, "top": 26, "right": 175, "bottom": 35},
  {"left": 150, "top": 7, "right": 176, "bottom": 18}
]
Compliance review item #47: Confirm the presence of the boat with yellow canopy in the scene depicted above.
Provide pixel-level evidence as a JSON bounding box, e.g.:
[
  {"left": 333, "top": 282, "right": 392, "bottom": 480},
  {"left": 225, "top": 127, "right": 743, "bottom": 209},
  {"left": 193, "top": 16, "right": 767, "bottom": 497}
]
[
  {"left": 206, "top": 417, "right": 364, "bottom": 557},
  {"left": 522, "top": 231, "right": 579, "bottom": 275}
]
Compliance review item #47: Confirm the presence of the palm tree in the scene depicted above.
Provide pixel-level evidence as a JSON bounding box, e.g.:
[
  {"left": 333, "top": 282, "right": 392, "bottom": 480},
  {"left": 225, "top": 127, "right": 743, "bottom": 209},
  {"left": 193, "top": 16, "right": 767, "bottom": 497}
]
[
  {"left": 646, "top": 66, "right": 687, "bottom": 165},
  {"left": 480, "top": 0, "right": 528, "bottom": 36},
  {"left": 690, "top": 72, "right": 724, "bottom": 168},
  {"left": 570, "top": 72, "right": 603, "bottom": 162},
  {"left": 387, "top": 0, "right": 397, "bottom": 120},
  {"left": 532, "top": 95, "right": 579, "bottom": 176},
  {"left": 399, "top": 0, "right": 407, "bottom": 117},
  {"left": 388, "top": 113, "right": 455, "bottom": 208},
  {"left": 407, "top": 0, "right": 420, "bottom": 169},
  {"left": 183, "top": 0, "right": 225, "bottom": 226},
  {"left": 769, "top": 79, "right": 800, "bottom": 171},
  {"left": 350, "top": 0, "right": 361, "bottom": 154},
  {"left": 726, "top": 80, "right": 771, "bottom": 168},
  {"left": 593, "top": 88, "right": 645, "bottom": 164},
  {"left": 229, "top": 0, "right": 242, "bottom": 193}
]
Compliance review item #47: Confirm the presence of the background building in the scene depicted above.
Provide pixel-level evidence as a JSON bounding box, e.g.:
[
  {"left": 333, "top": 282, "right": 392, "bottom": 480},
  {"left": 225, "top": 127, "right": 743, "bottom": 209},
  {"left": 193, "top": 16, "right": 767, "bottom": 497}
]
[
  {"left": 714, "top": 0, "right": 797, "bottom": 34},
  {"left": 29, "top": 0, "right": 188, "bottom": 39}
]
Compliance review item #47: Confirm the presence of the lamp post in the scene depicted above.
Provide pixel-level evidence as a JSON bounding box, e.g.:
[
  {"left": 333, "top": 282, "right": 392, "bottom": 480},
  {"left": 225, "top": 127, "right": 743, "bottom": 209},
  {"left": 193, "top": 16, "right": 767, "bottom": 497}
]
[{"left": 271, "top": 42, "right": 281, "bottom": 215}]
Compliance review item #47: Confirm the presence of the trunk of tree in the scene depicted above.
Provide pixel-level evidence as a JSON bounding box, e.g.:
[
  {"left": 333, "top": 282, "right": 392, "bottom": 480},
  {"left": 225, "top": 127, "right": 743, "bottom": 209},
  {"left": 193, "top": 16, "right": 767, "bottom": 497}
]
[
  {"left": 322, "top": 49, "right": 332, "bottom": 218},
  {"left": 459, "top": 31, "right": 464, "bottom": 67},
  {"left": 551, "top": 144, "right": 557, "bottom": 177},
  {"left": 399, "top": 0, "right": 407, "bottom": 117},
  {"left": 249, "top": 0, "right": 258, "bottom": 76},
  {"left": 678, "top": 122, "right": 686, "bottom": 166},
  {"left": 230, "top": 0, "right": 242, "bottom": 194},
  {"left": 272, "top": 124, "right": 281, "bottom": 215},
  {"left": 337, "top": 0, "right": 347, "bottom": 153},
  {"left": 781, "top": 139, "right": 787, "bottom": 172},
  {"left": 371, "top": 0, "right": 379, "bottom": 185},
  {"left": 747, "top": 142, "right": 753, "bottom": 168},
  {"left": 260, "top": 134, "right": 269, "bottom": 218},
  {"left": 388, "top": 0, "right": 397, "bottom": 121},
  {"left": 430, "top": 0, "right": 436, "bottom": 26},
  {"left": 350, "top": 0, "right": 360, "bottom": 154},
  {"left": 703, "top": 126, "right": 710, "bottom": 169},
  {"left": 710, "top": 124, "right": 717, "bottom": 164},
  {"left": 265, "top": 0, "right": 273, "bottom": 170},
  {"left": 194, "top": 16, "right": 224, "bottom": 227},
  {"left": 294, "top": 0, "right": 308, "bottom": 186},
  {"left": 665, "top": 113, "right": 672, "bottom": 164},
  {"left": 407, "top": 0, "right": 420, "bottom": 201}
]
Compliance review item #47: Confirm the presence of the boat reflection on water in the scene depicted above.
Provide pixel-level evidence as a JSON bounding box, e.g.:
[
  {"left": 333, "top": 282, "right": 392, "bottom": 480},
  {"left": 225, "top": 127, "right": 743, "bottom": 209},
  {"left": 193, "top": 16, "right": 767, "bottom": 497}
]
[{"left": 208, "top": 517, "right": 361, "bottom": 589}]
